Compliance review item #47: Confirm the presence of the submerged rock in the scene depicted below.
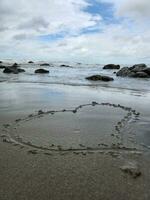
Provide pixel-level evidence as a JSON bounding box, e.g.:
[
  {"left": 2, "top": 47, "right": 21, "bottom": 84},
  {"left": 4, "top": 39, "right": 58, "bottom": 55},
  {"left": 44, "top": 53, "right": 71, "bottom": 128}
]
[
  {"left": 86, "top": 75, "right": 114, "bottom": 82},
  {"left": 35, "top": 68, "right": 49, "bottom": 73},
  {"left": 103, "top": 64, "right": 120, "bottom": 70},
  {"left": 117, "top": 64, "right": 150, "bottom": 78},
  {"left": 40, "top": 63, "right": 50, "bottom": 66}
]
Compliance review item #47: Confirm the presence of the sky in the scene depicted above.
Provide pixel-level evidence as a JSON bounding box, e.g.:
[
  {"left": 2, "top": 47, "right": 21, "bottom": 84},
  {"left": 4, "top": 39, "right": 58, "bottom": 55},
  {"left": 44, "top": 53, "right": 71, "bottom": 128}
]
[{"left": 0, "top": 0, "right": 150, "bottom": 64}]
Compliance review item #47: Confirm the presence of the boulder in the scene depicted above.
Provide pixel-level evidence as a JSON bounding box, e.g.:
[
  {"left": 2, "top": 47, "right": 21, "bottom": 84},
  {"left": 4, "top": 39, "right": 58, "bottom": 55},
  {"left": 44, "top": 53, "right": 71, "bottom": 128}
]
[
  {"left": 17, "top": 68, "right": 25, "bottom": 73},
  {"left": 116, "top": 64, "right": 150, "bottom": 78},
  {"left": 35, "top": 69, "right": 49, "bottom": 73},
  {"left": 103, "top": 64, "right": 120, "bottom": 70},
  {"left": 86, "top": 75, "right": 114, "bottom": 82},
  {"left": 40, "top": 63, "right": 50, "bottom": 66},
  {"left": 3, "top": 67, "right": 25, "bottom": 74},
  {"left": 116, "top": 67, "right": 131, "bottom": 77},
  {"left": 129, "top": 63, "right": 147, "bottom": 72},
  {"left": 133, "top": 72, "right": 149, "bottom": 78},
  {"left": 142, "top": 68, "right": 150, "bottom": 75}
]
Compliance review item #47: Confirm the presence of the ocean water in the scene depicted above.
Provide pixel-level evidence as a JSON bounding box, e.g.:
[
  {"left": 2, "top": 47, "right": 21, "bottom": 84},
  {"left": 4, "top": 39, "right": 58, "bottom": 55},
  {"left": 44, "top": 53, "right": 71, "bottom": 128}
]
[{"left": 0, "top": 61, "right": 150, "bottom": 92}]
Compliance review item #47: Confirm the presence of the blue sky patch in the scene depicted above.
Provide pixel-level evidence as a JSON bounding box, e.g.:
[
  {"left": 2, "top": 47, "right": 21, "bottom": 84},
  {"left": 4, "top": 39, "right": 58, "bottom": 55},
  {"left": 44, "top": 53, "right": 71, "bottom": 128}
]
[
  {"left": 38, "top": 32, "right": 66, "bottom": 42},
  {"left": 85, "top": 0, "right": 118, "bottom": 24}
]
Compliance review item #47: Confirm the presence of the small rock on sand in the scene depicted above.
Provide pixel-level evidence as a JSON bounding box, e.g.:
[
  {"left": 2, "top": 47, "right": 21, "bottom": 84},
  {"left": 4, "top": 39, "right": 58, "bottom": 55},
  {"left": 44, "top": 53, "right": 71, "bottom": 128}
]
[{"left": 120, "top": 161, "right": 141, "bottom": 178}]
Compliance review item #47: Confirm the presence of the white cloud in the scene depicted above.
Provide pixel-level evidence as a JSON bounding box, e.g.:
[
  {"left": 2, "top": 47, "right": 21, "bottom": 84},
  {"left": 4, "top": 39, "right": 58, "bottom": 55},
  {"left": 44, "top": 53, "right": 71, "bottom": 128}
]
[
  {"left": 101, "top": 0, "right": 150, "bottom": 20},
  {"left": 0, "top": 0, "right": 150, "bottom": 63},
  {"left": 0, "top": 0, "right": 101, "bottom": 37}
]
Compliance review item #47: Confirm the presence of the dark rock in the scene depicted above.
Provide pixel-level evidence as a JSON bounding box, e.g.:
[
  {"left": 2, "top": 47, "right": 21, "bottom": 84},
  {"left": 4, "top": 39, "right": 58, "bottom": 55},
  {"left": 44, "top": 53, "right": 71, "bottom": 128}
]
[
  {"left": 3, "top": 66, "right": 25, "bottom": 74},
  {"left": 129, "top": 63, "right": 147, "bottom": 72},
  {"left": 142, "top": 68, "right": 150, "bottom": 75},
  {"left": 0, "top": 65, "right": 6, "bottom": 69},
  {"left": 0, "top": 61, "right": 3, "bottom": 63},
  {"left": 12, "top": 63, "right": 19, "bottom": 68},
  {"left": 28, "top": 61, "right": 34, "bottom": 63},
  {"left": 17, "top": 68, "right": 25, "bottom": 73},
  {"left": 3, "top": 67, "right": 17, "bottom": 74},
  {"left": 60, "top": 64, "right": 72, "bottom": 68},
  {"left": 116, "top": 67, "right": 130, "bottom": 77},
  {"left": 103, "top": 64, "right": 120, "bottom": 70},
  {"left": 35, "top": 69, "right": 49, "bottom": 73},
  {"left": 133, "top": 72, "right": 149, "bottom": 78},
  {"left": 117, "top": 64, "right": 150, "bottom": 78},
  {"left": 86, "top": 75, "right": 114, "bottom": 82},
  {"left": 120, "top": 162, "right": 141, "bottom": 179},
  {"left": 40, "top": 63, "right": 50, "bottom": 66}
]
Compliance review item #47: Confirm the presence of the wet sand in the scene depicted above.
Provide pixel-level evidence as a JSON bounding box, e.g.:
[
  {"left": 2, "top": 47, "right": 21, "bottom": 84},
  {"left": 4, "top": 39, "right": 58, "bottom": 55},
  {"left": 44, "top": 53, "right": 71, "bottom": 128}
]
[{"left": 0, "top": 82, "right": 150, "bottom": 200}]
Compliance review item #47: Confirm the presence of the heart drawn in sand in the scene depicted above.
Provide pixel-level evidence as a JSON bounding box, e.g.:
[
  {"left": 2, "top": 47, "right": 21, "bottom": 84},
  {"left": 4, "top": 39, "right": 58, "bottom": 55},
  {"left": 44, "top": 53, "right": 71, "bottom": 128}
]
[{"left": 2, "top": 102, "right": 140, "bottom": 152}]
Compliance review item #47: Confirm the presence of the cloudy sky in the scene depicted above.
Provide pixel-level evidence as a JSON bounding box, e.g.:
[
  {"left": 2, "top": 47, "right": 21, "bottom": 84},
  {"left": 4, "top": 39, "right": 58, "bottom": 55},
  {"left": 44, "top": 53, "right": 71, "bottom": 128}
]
[{"left": 0, "top": 0, "right": 150, "bottom": 63}]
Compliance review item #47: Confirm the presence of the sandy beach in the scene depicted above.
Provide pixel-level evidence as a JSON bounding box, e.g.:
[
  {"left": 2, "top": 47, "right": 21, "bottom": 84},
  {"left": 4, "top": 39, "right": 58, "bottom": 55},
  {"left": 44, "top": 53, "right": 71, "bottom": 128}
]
[{"left": 0, "top": 63, "right": 150, "bottom": 200}]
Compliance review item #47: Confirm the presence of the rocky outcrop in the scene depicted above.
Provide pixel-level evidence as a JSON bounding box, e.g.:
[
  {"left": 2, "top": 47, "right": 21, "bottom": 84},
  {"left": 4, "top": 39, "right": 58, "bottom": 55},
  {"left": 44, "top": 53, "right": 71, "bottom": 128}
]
[
  {"left": 86, "top": 75, "right": 114, "bottom": 82},
  {"left": 35, "top": 69, "right": 49, "bottom": 73},
  {"left": 3, "top": 63, "right": 25, "bottom": 74},
  {"left": 116, "top": 64, "right": 150, "bottom": 78},
  {"left": 3, "top": 66, "right": 25, "bottom": 74},
  {"left": 129, "top": 63, "right": 147, "bottom": 72},
  {"left": 103, "top": 64, "right": 120, "bottom": 70},
  {"left": 40, "top": 63, "right": 50, "bottom": 66}
]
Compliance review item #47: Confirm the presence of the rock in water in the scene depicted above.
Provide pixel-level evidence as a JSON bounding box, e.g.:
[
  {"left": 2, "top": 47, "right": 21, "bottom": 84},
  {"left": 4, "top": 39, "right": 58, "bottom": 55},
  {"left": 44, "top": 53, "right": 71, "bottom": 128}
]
[
  {"left": 116, "top": 64, "right": 150, "bottom": 78},
  {"left": 86, "top": 75, "right": 114, "bottom": 82},
  {"left": 142, "top": 68, "right": 150, "bottom": 75},
  {"left": 60, "top": 64, "right": 72, "bottom": 68},
  {"left": 3, "top": 67, "right": 25, "bottom": 74},
  {"left": 12, "top": 63, "right": 19, "bottom": 68},
  {"left": 0, "top": 65, "right": 5, "bottom": 69},
  {"left": 35, "top": 69, "right": 49, "bottom": 73},
  {"left": 103, "top": 64, "right": 120, "bottom": 70},
  {"left": 28, "top": 61, "right": 34, "bottom": 63},
  {"left": 133, "top": 72, "right": 149, "bottom": 78},
  {"left": 129, "top": 63, "right": 147, "bottom": 72},
  {"left": 116, "top": 67, "right": 130, "bottom": 77},
  {"left": 40, "top": 63, "right": 50, "bottom": 66}
]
